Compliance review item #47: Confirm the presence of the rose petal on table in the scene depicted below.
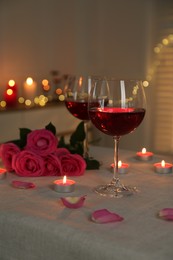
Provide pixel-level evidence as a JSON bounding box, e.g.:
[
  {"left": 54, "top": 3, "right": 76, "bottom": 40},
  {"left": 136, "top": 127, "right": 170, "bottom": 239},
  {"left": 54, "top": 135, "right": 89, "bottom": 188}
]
[
  {"left": 12, "top": 180, "right": 36, "bottom": 189},
  {"left": 61, "top": 195, "right": 86, "bottom": 209},
  {"left": 91, "top": 209, "right": 124, "bottom": 224},
  {"left": 158, "top": 208, "right": 173, "bottom": 221}
]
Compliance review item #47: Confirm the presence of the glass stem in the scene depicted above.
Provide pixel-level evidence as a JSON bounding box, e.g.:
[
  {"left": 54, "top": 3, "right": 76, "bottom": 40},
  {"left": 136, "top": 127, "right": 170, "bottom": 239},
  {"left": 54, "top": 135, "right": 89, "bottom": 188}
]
[
  {"left": 112, "top": 136, "right": 120, "bottom": 185},
  {"left": 83, "top": 121, "right": 89, "bottom": 158}
]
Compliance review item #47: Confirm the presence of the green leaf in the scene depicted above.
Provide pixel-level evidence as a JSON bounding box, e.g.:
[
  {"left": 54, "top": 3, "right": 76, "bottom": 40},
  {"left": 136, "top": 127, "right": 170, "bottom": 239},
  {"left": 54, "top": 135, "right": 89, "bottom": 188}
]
[
  {"left": 58, "top": 136, "right": 66, "bottom": 147},
  {"left": 70, "top": 143, "right": 83, "bottom": 156},
  {"left": 85, "top": 158, "right": 100, "bottom": 170},
  {"left": 45, "top": 122, "right": 56, "bottom": 135},
  {"left": 19, "top": 128, "right": 32, "bottom": 148},
  {"left": 58, "top": 122, "right": 100, "bottom": 170},
  {"left": 58, "top": 136, "right": 83, "bottom": 156},
  {"left": 70, "top": 121, "right": 85, "bottom": 146}
]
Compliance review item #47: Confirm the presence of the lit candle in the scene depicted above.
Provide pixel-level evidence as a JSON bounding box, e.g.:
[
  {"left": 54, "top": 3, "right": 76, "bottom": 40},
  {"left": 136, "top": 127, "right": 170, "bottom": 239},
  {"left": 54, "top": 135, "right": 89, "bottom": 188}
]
[
  {"left": 136, "top": 148, "right": 153, "bottom": 161},
  {"left": 0, "top": 168, "right": 7, "bottom": 180},
  {"left": 54, "top": 176, "right": 75, "bottom": 193},
  {"left": 154, "top": 160, "right": 173, "bottom": 174},
  {"left": 4, "top": 80, "right": 18, "bottom": 107},
  {"left": 23, "top": 77, "right": 37, "bottom": 101},
  {"left": 111, "top": 160, "right": 129, "bottom": 174},
  {"left": 4, "top": 88, "right": 17, "bottom": 107}
]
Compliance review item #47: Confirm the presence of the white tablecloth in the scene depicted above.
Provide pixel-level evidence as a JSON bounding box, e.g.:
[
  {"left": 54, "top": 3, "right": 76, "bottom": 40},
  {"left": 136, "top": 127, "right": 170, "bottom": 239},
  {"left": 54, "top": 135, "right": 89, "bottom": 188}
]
[{"left": 0, "top": 146, "right": 173, "bottom": 260}]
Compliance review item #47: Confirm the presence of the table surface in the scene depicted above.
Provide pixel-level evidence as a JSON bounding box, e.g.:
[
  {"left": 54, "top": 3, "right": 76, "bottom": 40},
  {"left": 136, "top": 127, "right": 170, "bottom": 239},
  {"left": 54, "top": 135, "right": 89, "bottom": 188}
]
[{"left": 0, "top": 146, "right": 173, "bottom": 260}]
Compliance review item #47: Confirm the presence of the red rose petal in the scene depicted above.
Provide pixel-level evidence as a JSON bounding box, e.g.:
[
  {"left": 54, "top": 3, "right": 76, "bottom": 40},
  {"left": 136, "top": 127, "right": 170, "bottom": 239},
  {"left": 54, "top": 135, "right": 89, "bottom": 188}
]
[
  {"left": 12, "top": 180, "right": 36, "bottom": 189},
  {"left": 158, "top": 208, "right": 173, "bottom": 221},
  {"left": 61, "top": 195, "right": 86, "bottom": 209},
  {"left": 91, "top": 209, "right": 124, "bottom": 224}
]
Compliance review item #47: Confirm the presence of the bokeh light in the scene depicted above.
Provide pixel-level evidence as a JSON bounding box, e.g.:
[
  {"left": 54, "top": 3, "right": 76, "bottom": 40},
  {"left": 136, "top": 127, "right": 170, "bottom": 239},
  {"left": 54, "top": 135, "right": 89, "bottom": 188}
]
[
  {"left": 26, "top": 77, "right": 33, "bottom": 85},
  {"left": 18, "top": 97, "right": 25, "bottom": 104},
  {"left": 8, "top": 80, "right": 15, "bottom": 87},
  {"left": 142, "top": 81, "right": 149, "bottom": 87},
  {"left": 7, "top": 89, "right": 13, "bottom": 95},
  {"left": 25, "top": 99, "right": 32, "bottom": 106}
]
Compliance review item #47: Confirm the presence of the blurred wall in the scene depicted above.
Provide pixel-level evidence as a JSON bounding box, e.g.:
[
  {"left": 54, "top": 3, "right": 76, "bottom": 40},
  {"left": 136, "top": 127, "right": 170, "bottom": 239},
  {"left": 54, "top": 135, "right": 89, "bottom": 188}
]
[{"left": 0, "top": 0, "right": 155, "bottom": 150}]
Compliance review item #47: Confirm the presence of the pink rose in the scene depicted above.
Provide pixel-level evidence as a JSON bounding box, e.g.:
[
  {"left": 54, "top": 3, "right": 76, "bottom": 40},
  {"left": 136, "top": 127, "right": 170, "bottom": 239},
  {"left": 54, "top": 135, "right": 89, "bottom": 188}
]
[
  {"left": 60, "top": 154, "right": 86, "bottom": 176},
  {"left": 54, "top": 148, "right": 70, "bottom": 159},
  {"left": 12, "top": 150, "right": 45, "bottom": 177},
  {"left": 43, "top": 154, "right": 62, "bottom": 176},
  {"left": 0, "top": 143, "right": 20, "bottom": 171},
  {"left": 25, "top": 129, "right": 58, "bottom": 156}
]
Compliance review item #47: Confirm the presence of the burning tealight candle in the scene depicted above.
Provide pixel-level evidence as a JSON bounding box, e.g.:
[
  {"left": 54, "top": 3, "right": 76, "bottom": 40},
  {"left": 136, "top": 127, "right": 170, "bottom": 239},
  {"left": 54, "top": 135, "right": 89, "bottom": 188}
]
[
  {"left": 23, "top": 77, "right": 37, "bottom": 101},
  {"left": 111, "top": 160, "right": 129, "bottom": 174},
  {"left": 154, "top": 160, "right": 173, "bottom": 174},
  {"left": 0, "top": 168, "right": 7, "bottom": 180},
  {"left": 54, "top": 176, "right": 75, "bottom": 193},
  {"left": 136, "top": 148, "right": 153, "bottom": 161}
]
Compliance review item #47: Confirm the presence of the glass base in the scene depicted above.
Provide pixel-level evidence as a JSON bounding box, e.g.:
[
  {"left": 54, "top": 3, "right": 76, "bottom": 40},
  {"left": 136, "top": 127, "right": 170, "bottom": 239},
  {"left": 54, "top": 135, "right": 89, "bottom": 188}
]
[{"left": 94, "top": 183, "right": 138, "bottom": 198}]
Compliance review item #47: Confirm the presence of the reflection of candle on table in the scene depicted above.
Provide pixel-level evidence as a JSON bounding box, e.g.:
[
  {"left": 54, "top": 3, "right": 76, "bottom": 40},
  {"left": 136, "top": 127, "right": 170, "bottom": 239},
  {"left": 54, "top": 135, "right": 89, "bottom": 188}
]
[
  {"left": 0, "top": 168, "right": 7, "bottom": 180},
  {"left": 54, "top": 176, "right": 75, "bottom": 193},
  {"left": 23, "top": 77, "right": 37, "bottom": 101},
  {"left": 111, "top": 160, "right": 129, "bottom": 174},
  {"left": 136, "top": 148, "right": 153, "bottom": 161},
  {"left": 154, "top": 160, "right": 173, "bottom": 174}
]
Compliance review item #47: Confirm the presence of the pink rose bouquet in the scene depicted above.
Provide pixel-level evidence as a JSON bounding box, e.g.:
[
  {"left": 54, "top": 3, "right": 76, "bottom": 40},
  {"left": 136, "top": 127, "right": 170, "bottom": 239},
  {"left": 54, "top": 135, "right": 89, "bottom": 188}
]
[
  {"left": 12, "top": 150, "right": 45, "bottom": 177},
  {"left": 43, "top": 154, "right": 62, "bottom": 176},
  {"left": 60, "top": 153, "right": 87, "bottom": 176},
  {"left": 25, "top": 129, "right": 58, "bottom": 156},
  {"left": 0, "top": 123, "right": 87, "bottom": 177},
  {"left": 0, "top": 143, "right": 20, "bottom": 171},
  {"left": 54, "top": 148, "right": 70, "bottom": 159}
]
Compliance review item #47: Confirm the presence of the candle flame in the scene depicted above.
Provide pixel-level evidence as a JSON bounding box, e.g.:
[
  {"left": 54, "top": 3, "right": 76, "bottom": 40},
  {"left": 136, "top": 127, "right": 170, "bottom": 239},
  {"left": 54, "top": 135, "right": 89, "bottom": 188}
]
[
  {"left": 142, "top": 148, "right": 146, "bottom": 154},
  {"left": 161, "top": 160, "right": 165, "bottom": 167},
  {"left": 118, "top": 160, "right": 122, "bottom": 168},
  {"left": 26, "top": 77, "right": 33, "bottom": 85},
  {"left": 79, "top": 77, "right": 83, "bottom": 87},
  {"left": 63, "top": 175, "right": 67, "bottom": 184}
]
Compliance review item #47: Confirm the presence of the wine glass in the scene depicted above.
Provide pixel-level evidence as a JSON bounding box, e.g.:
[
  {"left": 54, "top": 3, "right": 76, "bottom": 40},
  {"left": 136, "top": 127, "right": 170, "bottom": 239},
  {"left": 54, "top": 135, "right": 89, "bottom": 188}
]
[
  {"left": 64, "top": 75, "right": 91, "bottom": 158},
  {"left": 88, "top": 78, "right": 146, "bottom": 198}
]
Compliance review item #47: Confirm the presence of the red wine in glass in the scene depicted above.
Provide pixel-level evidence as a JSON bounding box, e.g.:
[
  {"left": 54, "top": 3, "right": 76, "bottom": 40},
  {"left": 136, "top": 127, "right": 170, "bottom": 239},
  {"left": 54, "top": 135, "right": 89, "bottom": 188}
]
[
  {"left": 88, "top": 78, "right": 146, "bottom": 198},
  {"left": 89, "top": 107, "right": 146, "bottom": 136},
  {"left": 65, "top": 100, "right": 89, "bottom": 121},
  {"left": 64, "top": 76, "right": 92, "bottom": 158}
]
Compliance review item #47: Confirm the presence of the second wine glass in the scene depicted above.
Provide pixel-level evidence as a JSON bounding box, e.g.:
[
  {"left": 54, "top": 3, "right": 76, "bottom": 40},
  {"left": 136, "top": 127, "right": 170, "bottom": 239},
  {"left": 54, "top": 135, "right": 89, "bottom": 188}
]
[{"left": 64, "top": 75, "right": 91, "bottom": 158}]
